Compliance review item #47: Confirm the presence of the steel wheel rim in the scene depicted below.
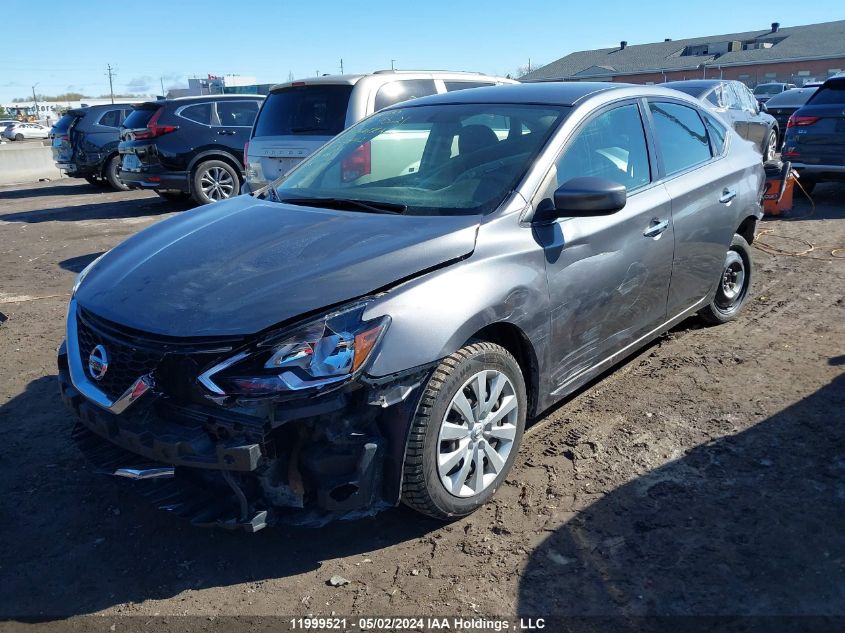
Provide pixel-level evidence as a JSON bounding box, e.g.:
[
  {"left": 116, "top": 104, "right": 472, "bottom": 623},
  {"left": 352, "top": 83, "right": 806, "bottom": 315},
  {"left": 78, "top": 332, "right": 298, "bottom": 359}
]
[
  {"left": 437, "top": 369, "right": 518, "bottom": 498},
  {"left": 716, "top": 250, "right": 746, "bottom": 309},
  {"left": 200, "top": 167, "right": 235, "bottom": 201}
]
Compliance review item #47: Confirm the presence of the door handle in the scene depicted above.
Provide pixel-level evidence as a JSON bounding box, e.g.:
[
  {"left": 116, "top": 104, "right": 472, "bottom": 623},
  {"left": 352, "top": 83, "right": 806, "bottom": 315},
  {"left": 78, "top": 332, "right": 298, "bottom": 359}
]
[
  {"left": 643, "top": 218, "right": 669, "bottom": 238},
  {"left": 217, "top": 130, "right": 236, "bottom": 136},
  {"left": 720, "top": 188, "right": 737, "bottom": 204}
]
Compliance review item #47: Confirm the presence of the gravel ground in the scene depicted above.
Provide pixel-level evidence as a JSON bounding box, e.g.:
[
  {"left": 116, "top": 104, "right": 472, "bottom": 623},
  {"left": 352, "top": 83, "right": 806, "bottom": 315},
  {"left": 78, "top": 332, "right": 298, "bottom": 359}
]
[{"left": 0, "top": 179, "right": 843, "bottom": 625}]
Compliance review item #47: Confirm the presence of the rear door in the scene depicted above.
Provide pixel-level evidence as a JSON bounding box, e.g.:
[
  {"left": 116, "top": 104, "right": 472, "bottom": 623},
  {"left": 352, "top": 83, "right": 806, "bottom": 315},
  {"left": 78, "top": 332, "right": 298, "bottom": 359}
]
[
  {"left": 82, "top": 108, "right": 124, "bottom": 165},
  {"left": 788, "top": 78, "right": 845, "bottom": 168},
  {"left": 247, "top": 84, "right": 354, "bottom": 187},
  {"left": 648, "top": 100, "right": 742, "bottom": 315},
  {"left": 213, "top": 99, "right": 260, "bottom": 166}
]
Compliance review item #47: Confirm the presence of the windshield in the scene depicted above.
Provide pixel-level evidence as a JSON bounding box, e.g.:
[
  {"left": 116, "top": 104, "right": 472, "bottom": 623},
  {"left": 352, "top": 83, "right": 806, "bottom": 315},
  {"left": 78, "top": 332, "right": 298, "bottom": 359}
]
[
  {"left": 273, "top": 103, "right": 568, "bottom": 216},
  {"left": 254, "top": 85, "right": 353, "bottom": 137},
  {"left": 753, "top": 84, "right": 783, "bottom": 96}
]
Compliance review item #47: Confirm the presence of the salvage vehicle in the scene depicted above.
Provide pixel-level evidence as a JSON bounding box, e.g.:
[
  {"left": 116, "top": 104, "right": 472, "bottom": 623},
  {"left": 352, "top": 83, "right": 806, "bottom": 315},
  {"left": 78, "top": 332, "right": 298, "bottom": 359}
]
[
  {"left": 763, "top": 86, "right": 819, "bottom": 143},
  {"left": 663, "top": 79, "right": 780, "bottom": 161},
  {"left": 243, "top": 70, "right": 516, "bottom": 192},
  {"left": 118, "top": 94, "right": 263, "bottom": 205},
  {"left": 60, "top": 82, "right": 764, "bottom": 531},
  {"left": 52, "top": 104, "right": 133, "bottom": 190},
  {"left": 782, "top": 75, "right": 845, "bottom": 194}
]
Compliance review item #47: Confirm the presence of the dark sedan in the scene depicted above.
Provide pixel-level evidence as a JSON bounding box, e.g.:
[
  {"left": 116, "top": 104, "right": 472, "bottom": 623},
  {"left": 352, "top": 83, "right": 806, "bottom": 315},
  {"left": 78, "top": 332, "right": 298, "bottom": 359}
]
[{"left": 663, "top": 79, "right": 780, "bottom": 161}]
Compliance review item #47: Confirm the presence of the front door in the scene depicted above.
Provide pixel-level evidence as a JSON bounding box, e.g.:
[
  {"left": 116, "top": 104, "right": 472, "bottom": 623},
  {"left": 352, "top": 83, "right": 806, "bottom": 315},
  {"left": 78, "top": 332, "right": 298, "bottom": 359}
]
[{"left": 535, "top": 101, "right": 675, "bottom": 392}]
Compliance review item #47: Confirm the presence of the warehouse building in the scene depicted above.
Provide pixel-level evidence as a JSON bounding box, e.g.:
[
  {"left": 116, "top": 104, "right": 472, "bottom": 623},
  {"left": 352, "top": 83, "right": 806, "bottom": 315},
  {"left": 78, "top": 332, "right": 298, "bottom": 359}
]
[{"left": 523, "top": 20, "right": 845, "bottom": 87}]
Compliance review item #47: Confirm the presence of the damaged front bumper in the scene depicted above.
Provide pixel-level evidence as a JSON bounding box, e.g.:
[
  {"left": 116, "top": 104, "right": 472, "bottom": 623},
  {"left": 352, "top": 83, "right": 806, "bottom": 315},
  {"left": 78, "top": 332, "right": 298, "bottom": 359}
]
[{"left": 58, "top": 342, "right": 432, "bottom": 531}]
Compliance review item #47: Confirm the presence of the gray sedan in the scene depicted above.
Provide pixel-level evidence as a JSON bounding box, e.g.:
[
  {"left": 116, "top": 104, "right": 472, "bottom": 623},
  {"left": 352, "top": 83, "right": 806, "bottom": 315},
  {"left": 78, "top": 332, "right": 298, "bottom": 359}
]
[{"left": 60, "top": 82, "right": 764, "bottom": 529}]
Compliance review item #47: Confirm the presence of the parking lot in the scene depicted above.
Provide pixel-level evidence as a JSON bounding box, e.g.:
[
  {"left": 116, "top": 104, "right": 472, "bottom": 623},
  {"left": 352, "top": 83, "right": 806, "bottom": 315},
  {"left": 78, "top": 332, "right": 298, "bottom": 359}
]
[{"left": 1, "top": 179, "right": 843, "bottom": 620}]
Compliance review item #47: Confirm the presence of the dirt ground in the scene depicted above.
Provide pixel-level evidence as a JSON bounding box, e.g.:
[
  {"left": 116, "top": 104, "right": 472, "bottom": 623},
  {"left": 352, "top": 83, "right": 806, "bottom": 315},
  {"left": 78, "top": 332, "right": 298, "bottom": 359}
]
[{"left": 1, "top": 179, "right": 843, "bottom": 626}]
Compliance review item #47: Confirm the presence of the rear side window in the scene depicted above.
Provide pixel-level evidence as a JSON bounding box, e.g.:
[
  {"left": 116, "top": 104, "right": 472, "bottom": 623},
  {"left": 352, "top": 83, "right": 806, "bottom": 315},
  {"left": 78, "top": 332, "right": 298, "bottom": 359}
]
[
  {"left": 444, "top": 81, "right": 496, "bottom": 92},
  {"left": 97, "top": 109, "right": 123, "bottom": 127},
  {"left": 123, "top": 108, "right": 157, "bottom": 129},
  {"left": 703, "top": 114, "right": 727, "bottom": 156},
  {"left": 217, "top": 100, "right": 259, "bottom": 127},
  {"left": 254, "top": 85, "right": 352, "bottom": 137},
  {"left": 807, "top": 81, "right": 845, "bottom": 105},
  {"left": 555, "top": 103, "right": 651, "bottom": 192},
  {"left": 649, "top": 102, "right": 712, "bottom": 175},
  {"left": 373, "top": 79, "right": 438, "bottom": 111},
  {"left": 179, "top": 103, "right": 213, "bottom": 125}
]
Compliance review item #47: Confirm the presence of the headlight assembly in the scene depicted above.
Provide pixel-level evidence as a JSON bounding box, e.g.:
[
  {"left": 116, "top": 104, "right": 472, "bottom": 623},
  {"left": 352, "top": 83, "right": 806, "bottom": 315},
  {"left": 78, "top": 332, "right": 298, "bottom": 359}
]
[{"left": 199, "top": 300, "right": 389, "bottom": 397}]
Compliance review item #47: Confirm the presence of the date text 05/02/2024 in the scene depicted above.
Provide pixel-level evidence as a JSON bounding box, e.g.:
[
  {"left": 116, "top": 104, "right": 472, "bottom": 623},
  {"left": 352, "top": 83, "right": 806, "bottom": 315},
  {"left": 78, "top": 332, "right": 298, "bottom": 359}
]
[{"left": 288, "top": 617, "right": 546, "bottom": 630}]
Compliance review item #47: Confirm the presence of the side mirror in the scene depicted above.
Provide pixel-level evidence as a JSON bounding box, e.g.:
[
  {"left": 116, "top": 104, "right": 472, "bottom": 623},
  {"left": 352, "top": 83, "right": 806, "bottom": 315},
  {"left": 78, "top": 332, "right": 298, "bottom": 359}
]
[
  {"left": 534, "top": 177, "right": 627, "bottom": 222},
  {"left": 758, "top": 101, "right": 768, "bottom": 113}
]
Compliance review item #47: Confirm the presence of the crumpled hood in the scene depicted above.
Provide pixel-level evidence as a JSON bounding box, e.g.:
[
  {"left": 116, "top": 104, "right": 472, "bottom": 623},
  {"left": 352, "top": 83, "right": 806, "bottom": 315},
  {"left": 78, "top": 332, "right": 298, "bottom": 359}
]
[{"left": 76, "top": 196, "right": 480, "bottom": 336}]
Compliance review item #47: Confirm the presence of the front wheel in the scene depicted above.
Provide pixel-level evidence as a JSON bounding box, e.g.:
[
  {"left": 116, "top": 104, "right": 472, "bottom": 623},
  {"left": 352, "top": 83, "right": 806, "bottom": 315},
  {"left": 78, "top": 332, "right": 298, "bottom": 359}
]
[
  {"left": 699, "top": 234, "right": 753, "bottom": 325},
  {"left": 402, "top": 342, "right": 527, "bottom": 520},
  {"left": 191, "top": 160, "right": 239, "bottom": 205}
]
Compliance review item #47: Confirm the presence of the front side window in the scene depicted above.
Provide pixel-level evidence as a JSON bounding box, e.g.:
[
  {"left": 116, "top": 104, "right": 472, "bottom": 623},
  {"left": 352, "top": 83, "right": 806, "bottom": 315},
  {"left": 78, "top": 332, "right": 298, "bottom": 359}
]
[
  {"left": 274, "top": 103, "right": 568, "bottom": 216},
  {"left": 649, "top": 102, "right": 712, "bottom": 175},
  {"left": 555, "top": 103, "right": 651, "bottom": 192},
  {"left": 179, "top": 103, "right": 213, "bottom": 125},
  {"left": 373, "top": 79, "right": 438, "bottom": 111},
  {"left": 217, "top": 100, "right": 259, "bottom": 127}
]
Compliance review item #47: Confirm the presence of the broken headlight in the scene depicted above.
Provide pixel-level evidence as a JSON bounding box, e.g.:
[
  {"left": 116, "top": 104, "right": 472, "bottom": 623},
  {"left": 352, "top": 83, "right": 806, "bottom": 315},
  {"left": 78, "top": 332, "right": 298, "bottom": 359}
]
[{"left": 200, "top": 301, "right": 389, "bottom": 397}]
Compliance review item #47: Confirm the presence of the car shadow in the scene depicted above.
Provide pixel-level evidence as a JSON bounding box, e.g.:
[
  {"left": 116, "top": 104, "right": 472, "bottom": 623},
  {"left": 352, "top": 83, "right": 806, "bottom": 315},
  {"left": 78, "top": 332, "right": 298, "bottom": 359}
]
[
  {"left": 0, "top": 196, "right": 189, "bottom": 224},
  {"left": 517, "top": 370, "right": 845, "bottom": 621},
  {"left": 58, "top": 252, "right": 106, "bottom": 274},
  {"left": 0, "top": 183, "right": 102, "bottom": 200},
  {"left": 0, "top": 375, "right": 439, "bottom": 618}
]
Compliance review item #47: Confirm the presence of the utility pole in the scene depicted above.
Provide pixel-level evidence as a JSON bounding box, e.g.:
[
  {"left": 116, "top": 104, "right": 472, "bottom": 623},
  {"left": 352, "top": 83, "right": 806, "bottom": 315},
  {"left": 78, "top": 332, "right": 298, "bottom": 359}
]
[
  {"left": 106, "top": 64, "right": 116, "bottom": 103},
  {"left": 340, "top": 58, "right": 344, "bottom": 74},
  {"left": 391, "top": 59, "right": 396, "bottom": 71},
  {"left": 31, "top": 83, "right": 39, "bottom": 121},
  {"left": 528, "top": 58, "right": 531, "bottom": 73},
  {"left": 159, "top": 77, "right": 165, "bottom": 97}
]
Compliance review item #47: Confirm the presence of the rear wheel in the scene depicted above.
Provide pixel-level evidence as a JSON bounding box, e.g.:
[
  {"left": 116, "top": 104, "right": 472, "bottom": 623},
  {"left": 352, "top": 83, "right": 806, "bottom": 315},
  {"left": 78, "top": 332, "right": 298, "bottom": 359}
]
[
  {"left": 14, "top": 133, "right": 23, "bottom": 141},
  {"left": 191, "top": 160, "right": 239, "bottom": 205},
  {"left": 104, "top": 154, "right": 130, "bottom": 191},
  {"left": 699, "top": 234, "right": 753, "bottom": 325},
  {"left": 402, "top": 342, "right": 526, "bottom": 520},
  {"left": 763, "top": 129, "right": 778, "bottom": 162}
]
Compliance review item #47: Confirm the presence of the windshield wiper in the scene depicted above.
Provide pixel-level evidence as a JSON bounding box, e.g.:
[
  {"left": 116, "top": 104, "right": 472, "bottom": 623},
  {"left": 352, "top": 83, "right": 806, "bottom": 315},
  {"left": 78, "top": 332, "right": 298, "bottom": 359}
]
[
  {"left": 279, "top": 197, "right": 407, "bottom": 214},
  {"left": 289, "top": 126, "right": 329, "bottom": 133}
]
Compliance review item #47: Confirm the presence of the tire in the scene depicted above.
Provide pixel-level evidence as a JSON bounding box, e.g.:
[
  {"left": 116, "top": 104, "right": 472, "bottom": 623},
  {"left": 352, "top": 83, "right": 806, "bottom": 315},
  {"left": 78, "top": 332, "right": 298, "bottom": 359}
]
[
  {"left": 104, "top": 154, "right": 130, "bottom": 191},
  {"left": 763, "top": 129, "right": 778, "bottom": 162},
  {"left": 401, "top": 342, "right": 527, "bottom": 520},
  {"left": 156, "top": 190, "right": 190, "bottom": 201},
  {"left": 14, "top": 133, "right": 23, "bottom": 141},
  {"left": 699, "top": 234, "right": 753, "bottom": 325},
  {"left": 191, "top": 159, "right": 239, "bottom": 205}
]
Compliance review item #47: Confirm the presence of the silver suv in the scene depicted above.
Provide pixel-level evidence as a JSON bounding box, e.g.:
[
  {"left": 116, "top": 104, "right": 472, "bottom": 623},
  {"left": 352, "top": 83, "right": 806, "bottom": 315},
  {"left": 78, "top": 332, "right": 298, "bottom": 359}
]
[{"left": 243, "top": 70, "right": 516, "bottom": 192}]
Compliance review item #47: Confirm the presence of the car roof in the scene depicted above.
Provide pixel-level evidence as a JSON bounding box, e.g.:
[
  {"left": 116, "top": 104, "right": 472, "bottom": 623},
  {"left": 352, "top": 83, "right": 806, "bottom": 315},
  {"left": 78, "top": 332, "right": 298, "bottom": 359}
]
[
  {"left": 268, "top": 71, "right": 515, "bottom": 93},
  {"left": 68, "top": 103, "right": 134, "bottom": 116},
  {"left": 134, "top": 94, "right": 264, "bottom": 109},
  {"left": 662, "top": 80, "right": 724, "bottom": 94},
  {"left": 382, "top": 81, "right": 702, "bottom": 109}
]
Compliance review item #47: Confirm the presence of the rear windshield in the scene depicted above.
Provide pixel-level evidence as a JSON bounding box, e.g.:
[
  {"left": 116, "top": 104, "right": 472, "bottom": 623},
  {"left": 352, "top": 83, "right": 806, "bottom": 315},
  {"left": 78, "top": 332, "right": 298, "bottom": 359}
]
[
  {"left": 764, "top": 88, "right": 816, "bottom": 107},
  {"left": 52, "top": 114, "right": 77, "bottom": 132},
  {"left": 753, "top": 84, "right": 783, "bottom": 96},
  {"left": 123, "top": 107, "right": 157, "bottom": 129},
  {"left": 807, "top": 81, "right": 845, "bottom": 105},
  {"left": 253, "top": 85, "right": 353, "bottom": 137}
]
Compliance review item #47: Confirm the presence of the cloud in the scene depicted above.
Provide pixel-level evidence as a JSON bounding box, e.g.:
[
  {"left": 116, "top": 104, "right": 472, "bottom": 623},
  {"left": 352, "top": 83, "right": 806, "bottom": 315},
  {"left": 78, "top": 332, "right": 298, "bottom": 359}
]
[{"left": 125, "top": 75, "right": 153, "bottom": 92}]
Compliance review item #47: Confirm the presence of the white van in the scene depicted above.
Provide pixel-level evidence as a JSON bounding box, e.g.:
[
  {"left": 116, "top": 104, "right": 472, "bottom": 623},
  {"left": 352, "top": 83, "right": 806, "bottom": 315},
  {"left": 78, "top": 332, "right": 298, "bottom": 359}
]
[{"left": 243, "top": 70, "right": 517, "bottom": 192}]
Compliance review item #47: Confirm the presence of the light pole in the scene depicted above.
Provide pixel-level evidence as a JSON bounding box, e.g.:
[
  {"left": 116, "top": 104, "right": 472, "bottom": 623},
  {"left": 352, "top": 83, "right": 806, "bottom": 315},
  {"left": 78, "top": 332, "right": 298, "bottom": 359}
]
[{"left": 31, "top": 83, "right": 39, "bottom": 121}]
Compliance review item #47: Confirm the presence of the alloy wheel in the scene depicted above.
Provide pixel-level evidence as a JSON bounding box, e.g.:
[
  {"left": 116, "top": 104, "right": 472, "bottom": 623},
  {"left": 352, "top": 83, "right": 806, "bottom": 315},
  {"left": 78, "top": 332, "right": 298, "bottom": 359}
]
[
  {"left": 437, "top": 369, "right": 519, "bottom": 498},
  {"left": 200, "top": 166, "right": 235, "bottom": 201},
  {"left": 765, "top": 131, "right": 778, "bottom": 162}
]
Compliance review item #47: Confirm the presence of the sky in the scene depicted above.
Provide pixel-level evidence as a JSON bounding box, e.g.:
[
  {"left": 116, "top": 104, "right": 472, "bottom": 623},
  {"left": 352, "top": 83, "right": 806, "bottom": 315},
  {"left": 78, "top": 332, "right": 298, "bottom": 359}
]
[{"left": 1, "top": 0, "right": 842, "bottom": 102}]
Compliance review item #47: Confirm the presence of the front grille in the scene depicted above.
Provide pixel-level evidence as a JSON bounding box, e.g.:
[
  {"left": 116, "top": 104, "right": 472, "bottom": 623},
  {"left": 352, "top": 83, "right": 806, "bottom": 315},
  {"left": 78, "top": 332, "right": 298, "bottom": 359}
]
[
  {"left": 75, "top": 307, "right": 245, "bottom": 403},
  {"left": 76, "top": 314, "right": 165, "bottom": 401}
]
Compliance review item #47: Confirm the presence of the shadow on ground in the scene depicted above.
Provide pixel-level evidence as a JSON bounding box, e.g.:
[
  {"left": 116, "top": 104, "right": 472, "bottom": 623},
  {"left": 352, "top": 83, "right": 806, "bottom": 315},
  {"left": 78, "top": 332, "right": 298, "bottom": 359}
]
[
  {"left": 518, "top": 371, "right": 845, "bottom": 618},
  {"left": 0, "top": 183, "right": 103, "bottom": 200},
  {"left": 1, "top": 197, "right": 187, "bottom": 223},
  {"left": 0, "top": 376, "right": 438, "bottom": 618}
]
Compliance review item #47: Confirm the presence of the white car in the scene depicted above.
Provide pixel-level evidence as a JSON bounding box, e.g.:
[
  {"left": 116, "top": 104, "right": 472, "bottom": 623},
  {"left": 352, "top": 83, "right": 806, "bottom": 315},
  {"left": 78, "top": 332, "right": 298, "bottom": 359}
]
[{"left": 3, "top": 122, "right": 50, "bottom": 141}]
